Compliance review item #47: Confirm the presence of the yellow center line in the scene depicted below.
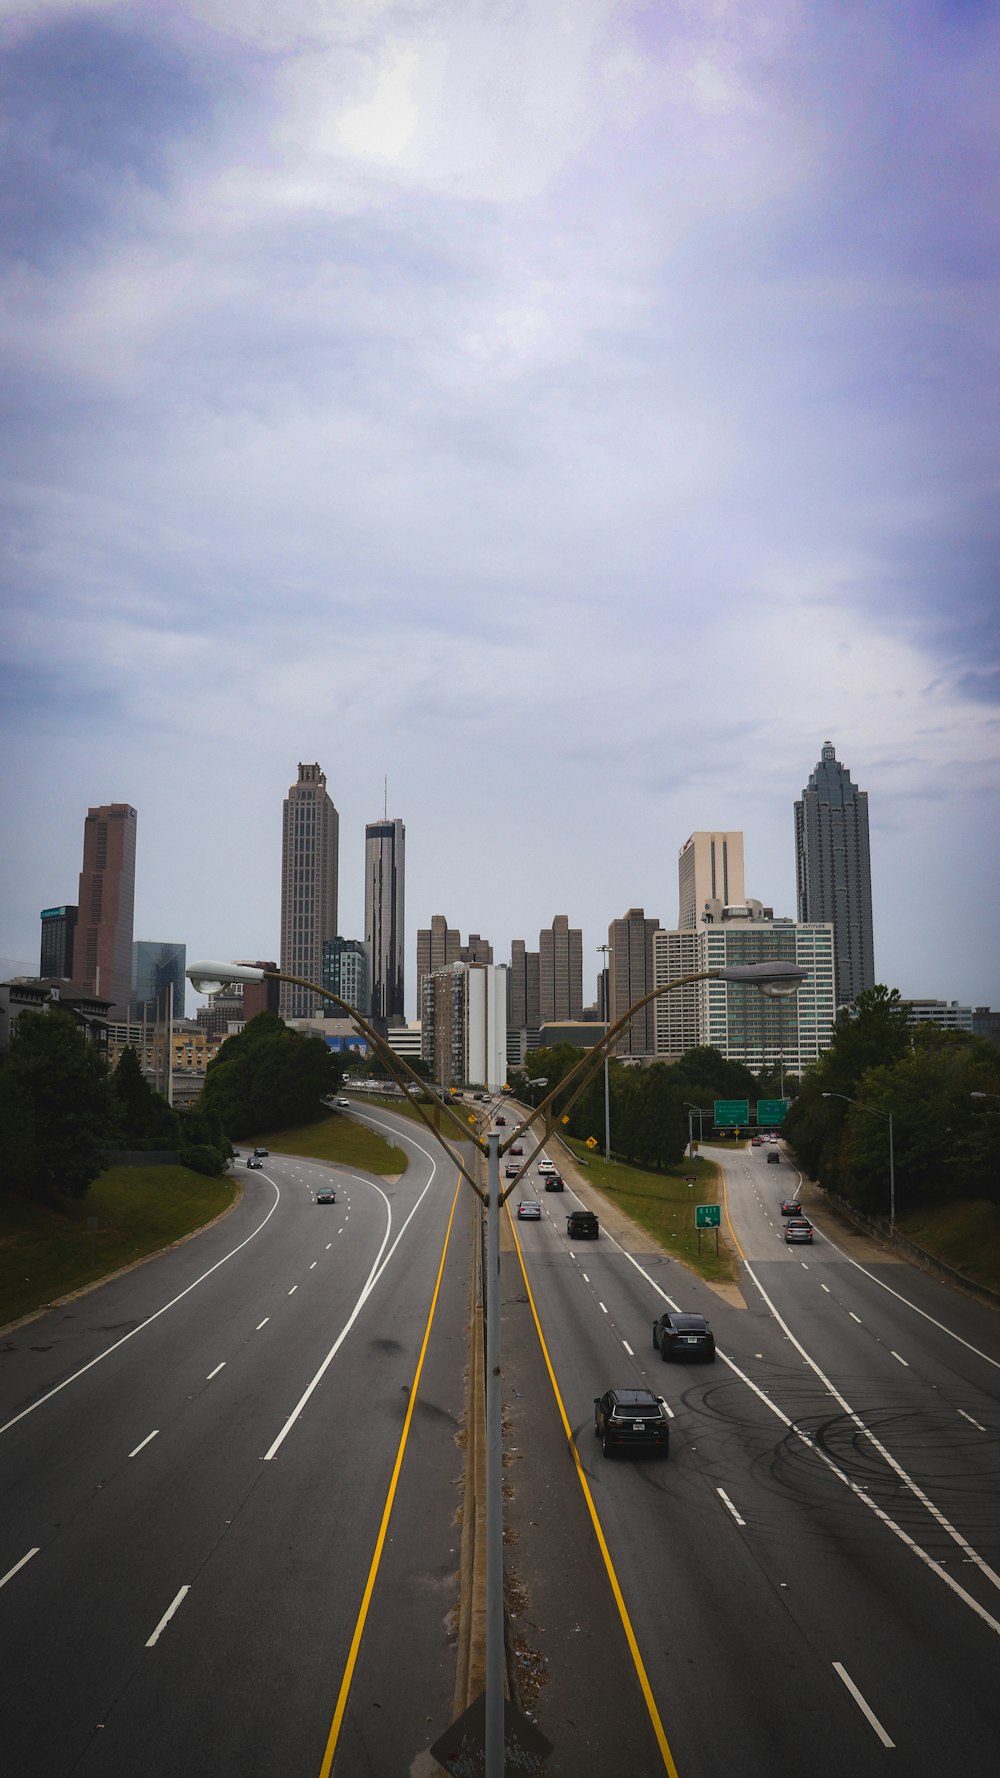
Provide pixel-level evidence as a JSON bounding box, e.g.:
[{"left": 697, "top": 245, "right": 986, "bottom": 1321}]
[
  {"left": 506, "top": 1204, "right": 681, "bottom": 1778},
  {"left": 316, "top": 1175, "right": 462, "bottom": 1778},
  {"left": 719, "top": 1160, "right": 747, "bottom": 1263}
]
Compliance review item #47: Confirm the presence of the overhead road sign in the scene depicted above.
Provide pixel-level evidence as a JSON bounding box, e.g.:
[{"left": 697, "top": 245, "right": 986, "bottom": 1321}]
[
  {"left": 756, "top": 1099, "right": 788, "bottom": 1125},
  {"left": 714, "top": 1099, "right": 749, "bottom": 1127}
]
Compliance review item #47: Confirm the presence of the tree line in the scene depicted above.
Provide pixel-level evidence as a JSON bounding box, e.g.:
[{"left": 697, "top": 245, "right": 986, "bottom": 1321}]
[{"left": 0, "top": 1008, "right": 345, "bottom": 1205}]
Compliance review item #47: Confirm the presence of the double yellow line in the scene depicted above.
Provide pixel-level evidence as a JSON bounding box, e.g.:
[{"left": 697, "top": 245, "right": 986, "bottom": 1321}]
[{"left": 506, "top": 1205, "right": 681, "bottom": 1778}]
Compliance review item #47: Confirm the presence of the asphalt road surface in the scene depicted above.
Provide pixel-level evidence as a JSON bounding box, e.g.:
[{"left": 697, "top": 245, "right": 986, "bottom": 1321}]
[
  {"left": 0, "top": 1112, "right": 473, "bottom": 1778},
  {"left": 502, "top": 1137, "right": 1000, "bottom": 1777}
]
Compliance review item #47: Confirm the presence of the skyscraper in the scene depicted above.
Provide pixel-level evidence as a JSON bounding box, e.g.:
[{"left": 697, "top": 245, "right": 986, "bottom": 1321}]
[
  {"left": 795, "top": 741, "right": 875, "bottom": 1008},
  {"left": 280, "top": 763, "right": 339, "bottom": 1019},
  {"left": 677, "top": 832, "right": 745, "bottom": 929},
  {"left": 538, "top": 915, "right": 583, "bottom": 1023},
  {"left": 132, "top": 941, "right": 186, "bottom": 1022},
  {"left": 365, "top": 817, "right": 405, "bottom": 1026},
  {"left": 39, "top": 904, "right": 78, "bottom": 980},
  {"left": 608, "top": 908, "right": 661, "bottom": 1055},
  {"left": 77, "top": 803, "right": 137, "bottom": 1016}
]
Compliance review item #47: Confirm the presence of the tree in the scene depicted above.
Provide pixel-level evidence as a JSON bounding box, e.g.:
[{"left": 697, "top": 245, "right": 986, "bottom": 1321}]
[
  {"left": 112, "top": 1047, "right": 177, "bottom": 1146},
  {"left": 0, "top": 1009, "right": 120, "bottom": 1201},
  {"left": 199, "top": 1012, "right": 344, "bottom": 1136}
]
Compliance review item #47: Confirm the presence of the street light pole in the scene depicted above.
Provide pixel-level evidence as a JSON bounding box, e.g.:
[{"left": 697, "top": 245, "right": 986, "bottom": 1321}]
[
  {"left": 597, "top": 944, "right": 612, "bottom": 1163},
  {"left": 822, "top": 1092, "right": 895, "bottom": 1232},
  {"left": 484, "top": 1130, "right": 503, "bottom": 1774}
]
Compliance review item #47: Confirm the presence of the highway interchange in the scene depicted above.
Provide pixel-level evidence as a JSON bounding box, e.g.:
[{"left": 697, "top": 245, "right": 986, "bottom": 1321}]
[{"left": 2, "top": 1098, "right": 999, "bottom": 1776}]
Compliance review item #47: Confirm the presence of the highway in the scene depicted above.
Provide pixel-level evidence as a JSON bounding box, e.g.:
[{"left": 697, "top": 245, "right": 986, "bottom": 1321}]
[
  {"left": 502, "top": 1135, "right": 1000, "bottom": 1777},
  {"left": 0, "top": 1112, "right": 473, "bottom": 1778}
]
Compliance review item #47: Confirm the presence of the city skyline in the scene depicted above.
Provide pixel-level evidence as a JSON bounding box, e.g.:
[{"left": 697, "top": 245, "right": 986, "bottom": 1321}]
[{"left": 1, "top": 5, "right": 997, "bottom": 1010}]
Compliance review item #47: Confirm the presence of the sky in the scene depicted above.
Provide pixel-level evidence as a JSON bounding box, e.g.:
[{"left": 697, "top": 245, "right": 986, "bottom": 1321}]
[{"left": 2, "top": 0, "right": 998, "bottom": 1020}]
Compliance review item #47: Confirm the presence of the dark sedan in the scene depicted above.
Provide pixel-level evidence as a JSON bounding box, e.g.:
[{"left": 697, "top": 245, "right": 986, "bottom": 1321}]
[
  {"left": 780, "top": 1198, "right": 802, "bottom": 1217},
  {"left": 652, "top": 1311, "right": 716, "bottom": 1362},
  {"left": 316, "top": 1186, "right": 337, "bottom": 1204}
]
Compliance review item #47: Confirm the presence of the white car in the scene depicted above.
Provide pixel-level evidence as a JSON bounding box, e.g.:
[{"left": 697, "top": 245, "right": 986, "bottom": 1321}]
[
  {"left": 335, "top": 1098, "right": 350, "bottom": 1108},
  {"left": 537, "top": 1159, "right": 556, "bottom": 1175}
]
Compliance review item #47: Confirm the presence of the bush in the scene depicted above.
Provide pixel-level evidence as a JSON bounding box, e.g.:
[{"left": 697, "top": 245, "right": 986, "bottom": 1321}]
[{"left": 179, "top": 1144, "right": 227, "bottom": 1177}]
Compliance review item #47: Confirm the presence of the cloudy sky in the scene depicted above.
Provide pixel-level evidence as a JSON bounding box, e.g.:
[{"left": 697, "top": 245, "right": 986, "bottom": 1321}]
[{"left": 2, "top": 0, "right": 998, "bottom": 1018}]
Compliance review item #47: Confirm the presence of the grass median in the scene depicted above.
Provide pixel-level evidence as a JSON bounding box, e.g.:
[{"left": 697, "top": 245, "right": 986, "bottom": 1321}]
[
  {"left": 0, "top": 1166, "right": 238, "bottom": 1328},
  {"left": 249, "top": 1112, "right": 407, "bottom": 1173},
  {"left": 560, "top": 1136, "right": 739, "bottom": 1285}
]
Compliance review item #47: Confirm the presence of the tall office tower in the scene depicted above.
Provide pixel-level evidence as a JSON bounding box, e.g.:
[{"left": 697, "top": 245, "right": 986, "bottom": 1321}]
[
  {"left": 365, "top": 817, "right": 405, "bottom": 1026},
  {"left": 280, "top": 763, "right": 339, "bottom": 1019},
  {"left": 461, "top": 934, "right": 493, "bottom": 966},
  {"left": 651, "top": 929, "right": 701, "bottom": 1056},
  {"left": 132, "top": 941, "right": 186, "bottom": 1022},
  {"left": 538, "top": 915, "right": 583, "bottom": 1024},
  {"left": 77, "top": 803, "right": 137, "bottom": 1016},
  {"left": 678, "top": 832, "right": 745, "bottom": 929},
  {"left": 795, "top": 741, "right": 875, "bottom": 1008},
  {"left": 608, "top": 908, "right": 661, "bottom": 1055},
  {"left": 323, "top": 937, "right": 370, "bottom": 1018},
  {"left": 40, "top": 904, "right": 78, "bottom": 979},
  {"left": 416, "top": 915, "right": 461, "bottom": 1006}
]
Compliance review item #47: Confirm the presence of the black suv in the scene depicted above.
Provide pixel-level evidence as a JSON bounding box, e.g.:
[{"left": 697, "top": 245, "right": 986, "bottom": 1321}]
[
  {"left": 653, "top": 1311, "right": 715, "bottom": 1362},
  {"left": 567, "top": 1209, "right": 599, "bottom": 1239},
  {"left": 594, "top": 1389, "right": 670, "bottom": 1458}
]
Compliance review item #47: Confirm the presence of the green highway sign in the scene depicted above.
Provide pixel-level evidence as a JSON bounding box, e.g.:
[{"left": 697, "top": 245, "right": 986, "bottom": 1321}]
[
  {"left": 696, "top": 1204, "right": 721, "bottom": 1229},
  {"left": 714, "top": 1099, "right": 749, "bottom": 1127},
  {"left": 756, "top": 1099, "right": 788, "bottom": 1125}
]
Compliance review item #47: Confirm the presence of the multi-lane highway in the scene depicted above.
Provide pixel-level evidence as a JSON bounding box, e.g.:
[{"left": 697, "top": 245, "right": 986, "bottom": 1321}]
[
  {"left": 0, "top": 1112, "right": 473, "bottom": 1777},
  {"left": 4, "top": 1107, "right": 998, "bottom": 1778},
  {"left": 502, "top": 1134, "right": 1000, "bottom": 1776}
]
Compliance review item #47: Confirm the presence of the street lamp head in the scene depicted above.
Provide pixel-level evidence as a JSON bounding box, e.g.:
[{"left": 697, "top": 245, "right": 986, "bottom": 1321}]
[
  {"left": 717, "top": 961, "right": 807, "bottom": 997},
  {"left": 187, "top": 959, "right": 267, "bottom": 995}
]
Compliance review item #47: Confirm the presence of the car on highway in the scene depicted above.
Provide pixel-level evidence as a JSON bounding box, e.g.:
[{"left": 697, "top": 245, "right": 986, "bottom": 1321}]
[
  {"left": 784, "top": 1217, "right": 813, "bottom": 1243},
  {"left": 253, "top": 1146, "right": 269, "bottom": 1157},
  {"left": 510, "top": 1141, "right": 524, "bottom": 1154},
  {"left": 751, "top": 1136, "right": 763, "bottom": 1146},
  {"left": 335, "top": 1098, "right": 350, "bottom": 1108},
  {"left": 316, "top": 1185, "right": 337, "bottom": 1204},
  {"left": 537, "top": 1159, "right": 556, "bottom": 1175},
  {"left": 247, "top": 1157, "right": 262, "bottom": 1169},
  {"left": 594, "top": 1388, "right": 670, "bottom": 1458},
  {"left": 505, "top": 1161, "right": 521, "bottom": 1178},
  {"left": 766, "top": 1150, "right": 781, "bottom": 1163},
  {"left": 543, "top": 1174, "right": 564, "bottom": 1192},
  {"left": 779, "top": 1197, "right": 802, "bottom": 1216},
  {"left": 494, "top": 1114, "right": 506, "bottom": 1126},
  {"left": 652, "top": 1310, "right": 716, "bottom": 1362},
  {"left": 516, "top": 1199, "right": 541, "bottom": 1220},
  {"left": 567, "top": 1209, "right": 599, "bottom": 1239}
]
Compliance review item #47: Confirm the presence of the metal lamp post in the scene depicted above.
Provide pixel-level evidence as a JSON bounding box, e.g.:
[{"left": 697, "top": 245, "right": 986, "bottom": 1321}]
[
  {"left": 596, "top": 944, "right": 612, "bottom": 1163},
  {"left": 822, "top": 1091, "right": 895, "bottom": 1231}
]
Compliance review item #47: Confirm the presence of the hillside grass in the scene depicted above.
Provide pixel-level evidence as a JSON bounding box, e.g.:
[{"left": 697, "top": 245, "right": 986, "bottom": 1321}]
[
  {"left": 897, "top": 1198, "right": 1000, "bottom": 1296},
  {"left": 0, "top": 1165, "right": 237, "bottom": 1327},
  {"left": 560, "top": 1136, "right": 739, "bottom": 1284},
  {"left": 248, "top": 1111, "right": 407, "bottom": 1174}
]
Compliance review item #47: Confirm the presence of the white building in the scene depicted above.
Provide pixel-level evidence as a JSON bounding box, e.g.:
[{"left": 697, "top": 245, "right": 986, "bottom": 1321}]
[
  {"left": 653, "top": 911, "right": 835, "bottom": 1075},
  {"left": 422, "top": 962, "right": 508, "bottom": 1091},
  {"left": 902, "top": 999, "right": 974, "bottom": 1031}
]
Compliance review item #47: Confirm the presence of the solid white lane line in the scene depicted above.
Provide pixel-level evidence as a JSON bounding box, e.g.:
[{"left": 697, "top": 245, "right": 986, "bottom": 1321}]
[
  {"left": 832, "top": 1664, "right": 894, "bottom": 1747},
  {"left": 288, "top": 1286, "right": 298, "bottom": 1296},
  {"left": 128, "top": 1430, "right": 159, "bottom": 1458},
  {"left": 146, "top": 1586, "right": 190, "bottom": 1648},
  {"left": 0, "top": 1181, "right": 283, "bottom": 1442},
  {"left": 256, "top": 1318, "right": 269, "bottom": 1330},
  {"left": 959, "top": 1409, "right": 987, "bottom": 1432},
  {"left": 622, "top": 1340, "right": 634, "bottom": 1356},
  {"left": 206, "top": 1363, "right": 226, "bottom": 1380},
  {"left": 891, "top": 1351, "right": 909, "bottom": 1367},
  {"left": 0, "top": 1548, "right": 39, "bottom": 1590},
  {"left": 717, "top": 1488, "right": 746, "bottom": 1528},
  {"left": 849, "top": 1312, "right": 862, "bottom": 1324},
  {"left": 815, "top": 1228, "right": 1000, "bottom": 1373},
  {"left": 718, "top": 1346, "right": 1000, "bottom": 1637}
]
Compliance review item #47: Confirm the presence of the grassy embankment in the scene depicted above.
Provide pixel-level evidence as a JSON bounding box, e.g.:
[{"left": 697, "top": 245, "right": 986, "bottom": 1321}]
[
  {"left": 896, "top": 1199, "right": 1000, "bottom": 1296},
  {"left": 1, "top": 1114, "right": 406, "bottom": 1328},
  {"left": 558, "top": 1134, "right": 739, "bottom": 1285}
]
